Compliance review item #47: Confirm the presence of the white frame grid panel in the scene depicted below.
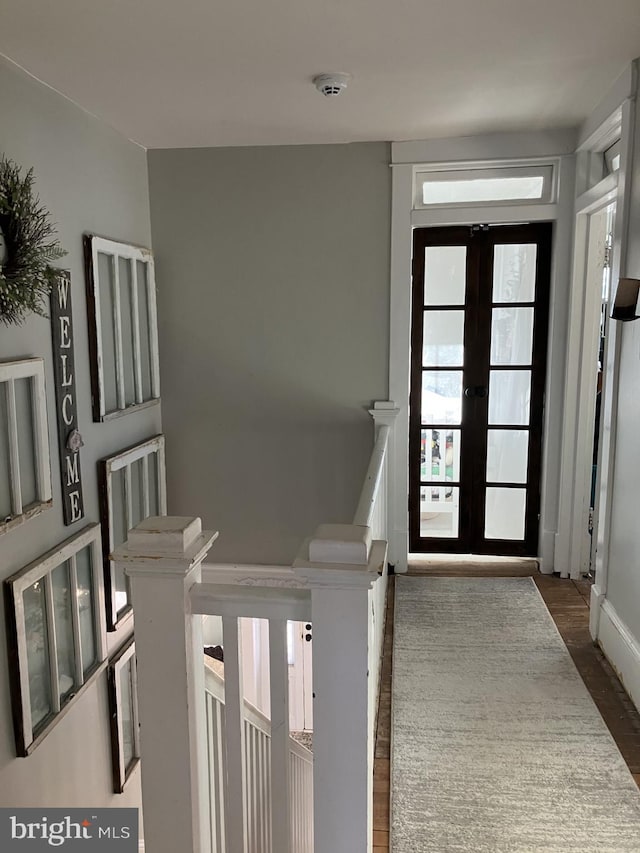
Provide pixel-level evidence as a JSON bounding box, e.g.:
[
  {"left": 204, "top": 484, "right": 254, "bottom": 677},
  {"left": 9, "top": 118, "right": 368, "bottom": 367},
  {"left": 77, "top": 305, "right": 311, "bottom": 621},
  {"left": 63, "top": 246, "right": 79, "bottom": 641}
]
[
  {"left": 0, "top": 358, "right": 52, "bottom": 536},
  {"left": 99, "top": 434, "right": 167, "bottom": 630},
  {"left": 107, "top": 637, "right": 141, "bottom": 793},
  {"left": 4, "top": 523, "right": 107, "bottom": 755},
  {"left": 84, "top": 235, "right": 160, "bottom": 421}
]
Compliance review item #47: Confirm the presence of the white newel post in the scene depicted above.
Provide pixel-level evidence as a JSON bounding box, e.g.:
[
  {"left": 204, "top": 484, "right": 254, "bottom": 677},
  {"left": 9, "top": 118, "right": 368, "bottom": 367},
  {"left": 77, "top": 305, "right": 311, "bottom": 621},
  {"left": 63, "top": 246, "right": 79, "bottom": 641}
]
[
  {"left": 294, "top": 524, "right": 387, "bottom": 853},
  {"left": 112, "top": 517, "right": 219, "bottom": 853}
]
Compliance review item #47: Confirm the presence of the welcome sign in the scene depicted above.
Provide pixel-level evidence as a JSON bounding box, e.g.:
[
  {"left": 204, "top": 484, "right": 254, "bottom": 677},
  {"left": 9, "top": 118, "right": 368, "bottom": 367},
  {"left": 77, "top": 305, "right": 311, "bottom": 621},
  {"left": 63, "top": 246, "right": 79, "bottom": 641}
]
[
  {"left": 50, "top": 271, "right": 85, "bottom": 525},
  {"left": 0, "top": 809, "right": 137, "bottom": 850}
]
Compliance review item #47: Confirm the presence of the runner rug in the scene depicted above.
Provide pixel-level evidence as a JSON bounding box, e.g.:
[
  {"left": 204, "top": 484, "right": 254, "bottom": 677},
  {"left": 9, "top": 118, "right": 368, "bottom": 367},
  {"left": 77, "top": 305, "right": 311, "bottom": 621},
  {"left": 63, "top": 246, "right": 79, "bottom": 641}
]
[{"left": 391, "top": 576, "right": 640, "bottom": 852}]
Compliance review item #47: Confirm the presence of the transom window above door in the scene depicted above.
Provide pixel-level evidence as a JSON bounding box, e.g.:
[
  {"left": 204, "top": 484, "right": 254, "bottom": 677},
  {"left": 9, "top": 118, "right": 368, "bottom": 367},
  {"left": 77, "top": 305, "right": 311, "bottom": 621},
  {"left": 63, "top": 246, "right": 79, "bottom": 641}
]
[{"left": 414, "top": 164, "right": 556, "bottom": 209}]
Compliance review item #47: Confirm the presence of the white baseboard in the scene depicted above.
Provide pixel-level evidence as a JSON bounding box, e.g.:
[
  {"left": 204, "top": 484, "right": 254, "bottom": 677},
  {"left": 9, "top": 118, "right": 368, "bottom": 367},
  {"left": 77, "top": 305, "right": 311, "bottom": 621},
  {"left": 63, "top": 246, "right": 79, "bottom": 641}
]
[
  {"left": 597, "top": 597, "right": 640, "bottom": 714},
  {"left": 589, "top": 583, "right": 605, "bottom": 639},
  {"left": 538, "top": 529, "right": 556, "bottom": 574}
]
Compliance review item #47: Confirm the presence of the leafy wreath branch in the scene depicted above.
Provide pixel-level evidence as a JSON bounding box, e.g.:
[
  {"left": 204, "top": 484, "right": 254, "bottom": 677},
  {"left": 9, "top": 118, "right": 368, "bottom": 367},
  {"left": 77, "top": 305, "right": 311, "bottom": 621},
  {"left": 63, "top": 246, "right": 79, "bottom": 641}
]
[{"left": 0, "top": 156, "right": 67, "bottom": 326}]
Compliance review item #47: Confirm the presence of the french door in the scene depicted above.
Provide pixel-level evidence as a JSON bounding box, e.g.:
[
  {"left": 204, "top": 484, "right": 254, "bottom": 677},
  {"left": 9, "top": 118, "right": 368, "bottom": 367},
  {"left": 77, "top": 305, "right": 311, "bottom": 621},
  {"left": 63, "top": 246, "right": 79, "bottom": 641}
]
[{"left": 409, "top": 223, "right": 552, "bottom": 555}]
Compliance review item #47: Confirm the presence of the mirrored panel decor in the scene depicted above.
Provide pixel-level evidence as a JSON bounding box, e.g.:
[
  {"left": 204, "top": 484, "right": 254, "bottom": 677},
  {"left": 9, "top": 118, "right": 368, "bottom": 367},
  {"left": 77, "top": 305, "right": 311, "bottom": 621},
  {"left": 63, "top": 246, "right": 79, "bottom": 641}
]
[
  {"left": 0, "top": 358, "right": 52, "bottom": 537},
  {"left": 4, "top": 524, "right": 107, "bottom": 755},
  {"left": 107, "top": 638, "right": 140, "bottom": 793},
  {"left": 99, "top": 435, "right": 167, "bottom": 630},
  {"left": 84, "top": 235, "right": 160, "bottom": 422}
]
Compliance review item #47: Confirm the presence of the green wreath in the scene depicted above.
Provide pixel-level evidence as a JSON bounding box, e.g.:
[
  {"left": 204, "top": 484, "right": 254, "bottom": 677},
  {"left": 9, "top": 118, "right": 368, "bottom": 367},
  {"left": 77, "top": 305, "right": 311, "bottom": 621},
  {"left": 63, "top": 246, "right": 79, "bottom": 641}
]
[{"left": 0, "top": 156, "right": 66, "bottom": 326}]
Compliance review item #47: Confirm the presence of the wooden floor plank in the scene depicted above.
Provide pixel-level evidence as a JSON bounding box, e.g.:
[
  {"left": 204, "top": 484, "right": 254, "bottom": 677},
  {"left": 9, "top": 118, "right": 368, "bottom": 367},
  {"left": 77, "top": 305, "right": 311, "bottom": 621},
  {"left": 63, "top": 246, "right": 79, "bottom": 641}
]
[{"left": 372, "top": 566, "right": 640, "bottom": 852}]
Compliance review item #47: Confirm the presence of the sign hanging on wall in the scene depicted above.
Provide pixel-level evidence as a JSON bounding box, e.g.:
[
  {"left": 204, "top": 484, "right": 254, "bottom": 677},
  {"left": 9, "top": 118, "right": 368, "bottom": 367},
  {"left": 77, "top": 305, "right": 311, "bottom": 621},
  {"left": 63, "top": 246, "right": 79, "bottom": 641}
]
[{"left": 50, "top": 270, "right": 85, "bottom": 525}]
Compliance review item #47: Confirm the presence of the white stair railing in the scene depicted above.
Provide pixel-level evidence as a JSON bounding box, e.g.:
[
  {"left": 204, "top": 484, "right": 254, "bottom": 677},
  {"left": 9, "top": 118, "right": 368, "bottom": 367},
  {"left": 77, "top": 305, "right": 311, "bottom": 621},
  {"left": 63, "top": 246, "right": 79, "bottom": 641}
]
[
  {"left": 204, "top": 664, "right": 313, "bottom": 853},
  {"left": 111, "top": 400, "right": 399, "bottom": 853}
]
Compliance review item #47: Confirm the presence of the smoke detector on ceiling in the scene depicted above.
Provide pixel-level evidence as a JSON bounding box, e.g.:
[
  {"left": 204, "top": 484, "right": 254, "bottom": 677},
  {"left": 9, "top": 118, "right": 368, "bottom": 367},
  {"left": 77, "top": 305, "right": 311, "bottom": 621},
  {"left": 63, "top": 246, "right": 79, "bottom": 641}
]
[{"left": 313, "top": 73, "right": 351, "bottom": 97}]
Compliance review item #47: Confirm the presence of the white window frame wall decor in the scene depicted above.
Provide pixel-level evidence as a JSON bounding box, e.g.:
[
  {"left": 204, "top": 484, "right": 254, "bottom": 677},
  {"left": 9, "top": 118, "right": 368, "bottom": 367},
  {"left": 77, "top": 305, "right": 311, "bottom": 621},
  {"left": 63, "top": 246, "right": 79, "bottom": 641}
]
[
  {"left": 0, "top": 358, "right": 52, "bottom": 536},
  {"left": 107, "top": 637, "right": 140, "bottom": 793},
  {"left": 4, "top": 523, "right": 107, "bottom": 755},
  {"left": 84, "top": 235, "right": 160, "bottom": 422},
  {"left": 99, "top": 434, "right": 167, "bottom": 630}
]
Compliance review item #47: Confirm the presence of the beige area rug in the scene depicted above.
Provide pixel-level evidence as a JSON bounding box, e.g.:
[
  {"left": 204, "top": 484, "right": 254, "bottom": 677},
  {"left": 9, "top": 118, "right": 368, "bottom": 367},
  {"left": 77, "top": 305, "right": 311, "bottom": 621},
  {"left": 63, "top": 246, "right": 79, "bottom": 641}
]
[{"left": 391, "top": 577, "right": 640, "bottom": 852}]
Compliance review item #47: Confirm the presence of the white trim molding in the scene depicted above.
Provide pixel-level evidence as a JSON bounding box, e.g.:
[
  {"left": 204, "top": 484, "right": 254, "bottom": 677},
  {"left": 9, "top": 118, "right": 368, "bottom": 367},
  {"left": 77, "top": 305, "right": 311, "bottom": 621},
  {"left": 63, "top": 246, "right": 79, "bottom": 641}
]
[
  {"left": 556, "top": 62, "right": 637, "bottom": 580},
  {"left": 597, "top": 597, "right": 640, "bottom": 715}
]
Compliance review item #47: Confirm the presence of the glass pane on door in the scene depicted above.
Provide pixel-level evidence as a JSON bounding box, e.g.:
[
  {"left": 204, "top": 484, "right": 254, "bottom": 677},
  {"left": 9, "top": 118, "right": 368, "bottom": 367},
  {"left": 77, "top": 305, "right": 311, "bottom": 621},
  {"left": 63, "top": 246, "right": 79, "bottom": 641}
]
[
  {"left": 422, "top": 372, "right": 463, "bottom": 424},
  {"left": 424, "top": 246, "right": 467, "bottom": 305},
  {"left": 491, "top": 307, "right": 534, "bottom": 365},
  {"left": 423, "top": 311, "right": 465, "bottom": 366},
  {"left": 420, "top": 486, "right": 459, "bottom": 538},
  {"left": 493, "top": 244, "right": 537, "bottom": 302},
  {"left": 486, "top": 430, "right": 529, "bottom": 484},
  {"left": 411, "top": 223, "right": 551, "bottom": 555},
  {"left": 488, "top": 371, "right": 531, "bottom": 425},
  {"left": 485, "top": 487, "right": 526, "bottom": 540},
  {"left": 421, "top": 429, "right": 461, "bottom": 482}
]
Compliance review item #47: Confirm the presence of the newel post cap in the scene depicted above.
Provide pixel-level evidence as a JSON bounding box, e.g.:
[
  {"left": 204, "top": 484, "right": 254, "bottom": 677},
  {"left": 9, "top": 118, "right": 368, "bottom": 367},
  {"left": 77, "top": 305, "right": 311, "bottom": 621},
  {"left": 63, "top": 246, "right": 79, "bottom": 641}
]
[
  {"left": 369, "top": 400, "right": 400, "bottom": 427},
  {"left": 309, "top": 523, "right": 372, "bottom": 565},
  {"left": 112, "top": 516, "right": 219, "bottom": 576}
]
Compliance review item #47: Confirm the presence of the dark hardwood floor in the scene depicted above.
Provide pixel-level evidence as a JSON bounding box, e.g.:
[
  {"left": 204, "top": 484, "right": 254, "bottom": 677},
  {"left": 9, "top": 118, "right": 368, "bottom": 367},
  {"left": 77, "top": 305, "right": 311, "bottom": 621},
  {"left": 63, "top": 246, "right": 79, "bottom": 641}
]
[{"left": 372, "top": 566, "right": 640, "bottom": 852}]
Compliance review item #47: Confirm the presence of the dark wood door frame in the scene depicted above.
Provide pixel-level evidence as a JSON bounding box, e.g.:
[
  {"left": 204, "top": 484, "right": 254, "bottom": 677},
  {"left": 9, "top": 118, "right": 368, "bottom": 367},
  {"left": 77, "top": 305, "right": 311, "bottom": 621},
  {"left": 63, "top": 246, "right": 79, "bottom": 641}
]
[{"left": 409, "top": 222, "right": 553, "bottom": 556}]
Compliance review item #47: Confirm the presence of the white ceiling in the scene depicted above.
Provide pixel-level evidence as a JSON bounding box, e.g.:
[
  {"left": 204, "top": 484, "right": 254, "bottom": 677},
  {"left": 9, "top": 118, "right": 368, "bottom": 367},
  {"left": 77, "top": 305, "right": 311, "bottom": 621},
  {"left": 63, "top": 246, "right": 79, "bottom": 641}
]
[{"left": 1, "top": 0, "right": 640, "bottom": 149}]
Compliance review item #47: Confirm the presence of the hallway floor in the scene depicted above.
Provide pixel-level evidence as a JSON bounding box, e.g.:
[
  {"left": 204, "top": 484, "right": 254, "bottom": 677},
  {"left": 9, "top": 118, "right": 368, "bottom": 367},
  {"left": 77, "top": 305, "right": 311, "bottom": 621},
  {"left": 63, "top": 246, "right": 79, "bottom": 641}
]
[{"left": 373, "top": 567, "right": 640, "bottom": 852}]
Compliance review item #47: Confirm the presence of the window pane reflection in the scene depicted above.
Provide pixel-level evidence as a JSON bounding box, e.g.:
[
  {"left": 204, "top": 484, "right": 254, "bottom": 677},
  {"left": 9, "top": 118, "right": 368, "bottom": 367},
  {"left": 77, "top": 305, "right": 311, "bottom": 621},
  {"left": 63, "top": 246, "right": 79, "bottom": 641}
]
[
  {"left": 486, "top": 430, "right": 529, "bottom": 484},
  {"left": 423, "top": 310, "right": 465, "bottom": 366},
  {"left": 52, "top": 562, "right": 76, "bottom": 700},
  {"left": 120, "top": 659, "right": 136, "bottom": 770},
  {"left": 420, "top": 486, "right": 459, "bottom": 539},
  {"left": 422, "top": 372, "right": 463, "bottom": 425},
  {"left": 485, "top": 487, "right": 526, "bottom": 540},
  {"left": 491, "top": 307, "right": 534, "bottom": 366},
  {"left": 424, "top": 247, "right": 466, "bottom": 306},
  {"left": 76, "top": 546, "right": 96, "bottom": 676},
  {"left": 421, "top": 429, "right": 461, "bottom": 483},
  {"left": 493, "top": 244, "right": 537, "bottom": 303},
  {"left": 23, "top": 580, "right": 51, "bottom": 729},
  {"left": 488, "top": 371, "right": 531, "bottom": 425}
]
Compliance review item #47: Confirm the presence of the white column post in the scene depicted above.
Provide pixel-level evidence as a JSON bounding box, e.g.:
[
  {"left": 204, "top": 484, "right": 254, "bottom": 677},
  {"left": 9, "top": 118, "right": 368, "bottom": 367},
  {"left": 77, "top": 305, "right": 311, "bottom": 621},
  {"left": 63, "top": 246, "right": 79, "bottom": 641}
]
[
  {"left": 112, "top": 516, "right": 219, "bottom": 853},
  {"left": 294, "top": 524, "right": 387, "bottom": 853}
]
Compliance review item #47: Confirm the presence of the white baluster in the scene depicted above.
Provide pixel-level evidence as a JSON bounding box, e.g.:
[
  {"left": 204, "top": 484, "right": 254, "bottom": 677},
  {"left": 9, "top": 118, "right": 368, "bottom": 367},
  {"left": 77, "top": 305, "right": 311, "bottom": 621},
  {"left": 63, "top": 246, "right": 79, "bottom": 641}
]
[
  {"left": 222, "top": 615, "right": 248, "bottom": 853},
  {"left": 269, "top": 618, "right": 291, "bottom": 853}
]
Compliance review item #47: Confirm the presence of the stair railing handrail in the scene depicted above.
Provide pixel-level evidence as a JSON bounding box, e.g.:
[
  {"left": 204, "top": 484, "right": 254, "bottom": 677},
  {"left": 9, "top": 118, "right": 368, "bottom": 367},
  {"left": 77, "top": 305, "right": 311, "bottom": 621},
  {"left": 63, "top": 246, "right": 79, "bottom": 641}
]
[{"left": 353, "top": 423, "right": 390, "bottom": 529}]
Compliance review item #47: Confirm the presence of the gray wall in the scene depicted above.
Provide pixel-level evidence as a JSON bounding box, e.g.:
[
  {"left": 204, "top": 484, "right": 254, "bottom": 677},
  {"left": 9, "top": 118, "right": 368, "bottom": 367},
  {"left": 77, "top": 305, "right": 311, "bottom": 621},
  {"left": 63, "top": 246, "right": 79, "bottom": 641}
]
[
  {"left": 0, "top": 57, "right": 158, "bottom": 815},
  {"left": 148, "top": 143, "right": 390, "bottom": 564}
]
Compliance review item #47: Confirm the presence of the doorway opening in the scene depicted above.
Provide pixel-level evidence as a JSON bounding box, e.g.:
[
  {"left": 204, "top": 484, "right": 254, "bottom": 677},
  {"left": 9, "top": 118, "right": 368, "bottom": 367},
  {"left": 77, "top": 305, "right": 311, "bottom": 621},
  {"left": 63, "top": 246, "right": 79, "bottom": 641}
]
[
  {"left": 587, "top": 203, "right": 615, "bottom": 571},
  {"left": 409, "top": 222, "right": 553, "bottom": 556}
]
